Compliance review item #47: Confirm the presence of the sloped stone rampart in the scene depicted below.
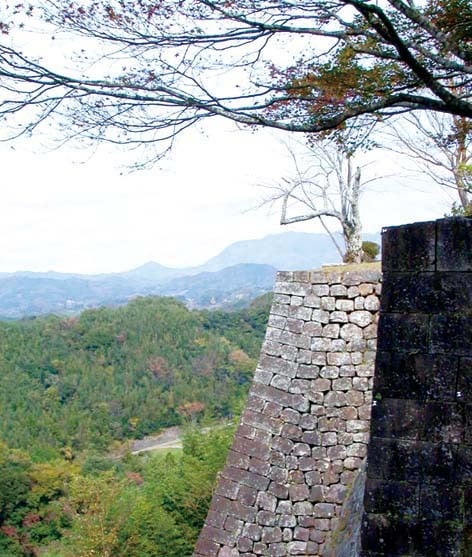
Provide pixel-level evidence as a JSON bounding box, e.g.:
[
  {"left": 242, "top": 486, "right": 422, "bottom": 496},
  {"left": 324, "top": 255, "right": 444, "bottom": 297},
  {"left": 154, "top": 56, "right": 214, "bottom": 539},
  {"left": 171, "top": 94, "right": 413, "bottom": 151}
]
[{"left": 194, "top": 267, "right": 381, "bottom": 557}]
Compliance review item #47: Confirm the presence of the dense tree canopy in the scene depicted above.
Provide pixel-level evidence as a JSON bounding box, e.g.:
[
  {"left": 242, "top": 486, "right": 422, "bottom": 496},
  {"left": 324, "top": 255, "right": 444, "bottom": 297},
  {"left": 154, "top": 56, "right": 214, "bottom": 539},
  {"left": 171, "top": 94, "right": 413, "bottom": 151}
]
[
  {"left": 0, "top": 1, "right": 470, "bottom": 159},
  {"left": 0, "top": 295, "right": 265, "bottom": 555},
  {"left": 0, "top": 296, "right": 270, "bottom": 457}
]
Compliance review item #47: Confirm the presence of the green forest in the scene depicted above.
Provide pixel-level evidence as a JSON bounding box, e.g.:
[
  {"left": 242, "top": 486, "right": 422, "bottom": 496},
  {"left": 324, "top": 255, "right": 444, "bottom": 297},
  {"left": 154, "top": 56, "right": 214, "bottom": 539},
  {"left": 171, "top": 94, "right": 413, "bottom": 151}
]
[{"left": 0, "top": 295, "right": 270, "bottom": 556}]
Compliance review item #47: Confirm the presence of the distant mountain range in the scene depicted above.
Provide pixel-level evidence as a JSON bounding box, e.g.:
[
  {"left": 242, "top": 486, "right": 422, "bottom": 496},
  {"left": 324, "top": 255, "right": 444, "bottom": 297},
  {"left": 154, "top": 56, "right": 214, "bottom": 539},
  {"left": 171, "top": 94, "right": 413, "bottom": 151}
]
[{"left": 0, "top": 231, "right": 379, "bottom": 318}]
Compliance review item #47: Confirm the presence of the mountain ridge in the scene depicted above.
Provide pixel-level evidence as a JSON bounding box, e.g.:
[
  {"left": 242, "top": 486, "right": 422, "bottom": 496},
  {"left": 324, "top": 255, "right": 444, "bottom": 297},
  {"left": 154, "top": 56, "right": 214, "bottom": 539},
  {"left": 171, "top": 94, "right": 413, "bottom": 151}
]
[{"left": 0, "top": 231, "right": 379, "bottom": 318}]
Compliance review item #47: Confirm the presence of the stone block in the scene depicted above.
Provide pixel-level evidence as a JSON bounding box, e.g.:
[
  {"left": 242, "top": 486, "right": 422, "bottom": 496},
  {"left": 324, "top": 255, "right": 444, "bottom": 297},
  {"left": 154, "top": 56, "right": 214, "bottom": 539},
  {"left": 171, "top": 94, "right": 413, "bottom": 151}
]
[
  {"left": 354, "top": 296, "right": 365, "bottom": 309},
  {"left": 312, "top": 309, "right": 330, "bottom": 324},
  {"left": 254, "top": 368, "right": 273, "bottom": 385},
  {"left": 381, "top": 220, "right": 436, "bottom": 272},
  {"left": 268, "top": 482, "right": 289, "bottom": 501},
  {"left": 249, "top": 457, "right": 270, "bottom": 477},
  {"left": 290, "top": 295, "right": 304, "bottom": 307},
  {"left": 304, "top": 295, "right": 321, "bottom": 308},
  {"left": 347, "top": 286, "right": 360, "bottom": 298},
  {"left": 371, "top": 398, "right": 423, "bottom": 440},
  {"left": 226, "top": 449, "right": 250, "bottom": 470},
  {"left": 264, "top": 401, "right": 284, "bottom": 418},
  {"left": 237, "top": 537, "right": 253, "bottom": 553},
  {"left": 322, "top": 323, "right": 341, "bottom": 338},
  {"left": 280, "top": 344, "right": 298, "bottom": 361},
  {"left": 330, "top": 310, "right": 349, "bottom": 323},
  {"left": 287, "top": 541, "right": 308, "bottom": 555},
  {"left": 271, "top": 374, "right": 291, "bottom": 392},
  {"left": 260, "top": 354, "right": 299, "bottom": 378},
  {"left": 287, "top": 305, "right": 313, "bottom": 321},
  {"left": 321, "top": 296, "right": 336, "bottom": 311},
  {"left": 336, "top": 299, "right": 354, "bottom": 312},
  {"left": 269, "top": 542, "right": 289, "bottom": 556},
  {"left": 263, "top": 340, "right": 283, "bottom": 357},
  {"left": 199, "top": 525, "right": 237, "bottom": 546},
  {"left": 325, "top": 484, "right": 348, "bottom": 504},
  {"left": 281, "top": 423, "right": 303, "bottom": 440},
  {"left": 273, "top": 293, "right": 291, "bottom": 304},
  {"left": 292, "top": 442, "right": 311, "bottom": 456},
  {"left": 261, "top": 527, "right": 283, "bottom": 544},
  {"left": 242, "top": 523, "right": 262, "bottom": 541},
  {"left": 330, "top": 284, "right": 348, "bottom": 296},
  {"left": 363, "top": 478, "right": 419, "bottom": 518},
  {"left": 282, "top": 528, "right": 293, "bottom": 542},
  {"left": 420, "top": 483, "right": 462, "bottom": 521},
  {"left": 366, "top": 438, "right": 421, "bottom": 482},
  {"left": 272, "top": 436, "right": 294, "bottom": 454},
  {"left": 289, "top": 484, "right": 310, "bottom": 501},
  {"left": 324, "top": 391, "right": 347, "bottom": 407},
  {"left": 364, "top": 294, "right": 380, "bottom": 311},
  {"left": 431, "top": 313, "right": 472, "bottom": 355},
  {"left": 222, "top": 466, "right": 270, "bottom": 491},
  {"left": 286, "top": 318, "right": 304, "bottom": 334},
  {"left": 421, "top": 402, "right": 464, "bottom": 444},
  {"left": 340, "top": 323, "right": 363, "bottom": 341},
  {"left": 274, "top": 281, "right": 311, "bottom": 296},
  {"left": 314, "top": 503, "right": 336, "bottom": 518},
  {"left": 215, "top": 477, "right": 240, "bottom": 500},
  {"left": 232, "top": 435, "right": 271, "bottom": 461},
  {"left": 253, "top": 541, "right": 268, "bottom": 554},
  {"left": 437, "top": 216, "right": 472, "bottom": 271},
  {"left": 361, "top": 514, "right": 417, "bottom": 554},
  {"left": 312, "top": 284, "right": 330, "bottom": 296},
  {"left": 327, "top": 445, "right": 347, "bottom": 460},
  {"left": 312, "top": 352, "right": 327, "bottom": 365},
  {"left": 359, "top": 283, "right": 374, "bottom": 296},
  {"left": 375, "top": 351, "right": 458, "bottom": 401},
  {"left": 257, "top": 510, "right": 277, "bottom": 527},
  {"left": 268, "top": 314, "right": 287, "bottom": 329},
  {"left": 289, "top": 378, "right": 311, "bottom": 394},
  {"left": 224, "top": 516, "right": 243, "bottom": 535},
  {"left": 347, "top": 443, "right": 367, "bottom": 458},
  {"left": 194, "top": 537, "right": 220, "bottom": 556},
  {"left": 302, "top": 321, "right": 323, "bottom": 336},
  {"left": 458, "top": 357, "right": 472, "bottom": 403},
  {"left": 238, "top": 485, "right": 258, "bottom": 507},
  {"left": 301, "top": 431, "right": 322, "bottom": 445},
  {"left": 296, "top": 349, "right": 311, "bottom": 364},
  {"left": 327, "top": 352, "right": 351, "bottom": 367},
  {"left": 349, "top": 310, "right": 373, "bottom": 327},
  {"left": 377, "top": 313, "right": 429, "bottom": 352},
  {"left": 297, "top": 364, "right": 318, "bottom": 378}
]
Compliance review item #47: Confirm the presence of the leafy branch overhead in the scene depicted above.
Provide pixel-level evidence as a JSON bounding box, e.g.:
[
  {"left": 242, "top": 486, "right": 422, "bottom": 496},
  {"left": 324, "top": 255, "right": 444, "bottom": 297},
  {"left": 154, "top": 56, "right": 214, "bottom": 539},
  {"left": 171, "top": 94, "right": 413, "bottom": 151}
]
[{"left": 0, "top": 1, "right": 470, "bottom": 157}]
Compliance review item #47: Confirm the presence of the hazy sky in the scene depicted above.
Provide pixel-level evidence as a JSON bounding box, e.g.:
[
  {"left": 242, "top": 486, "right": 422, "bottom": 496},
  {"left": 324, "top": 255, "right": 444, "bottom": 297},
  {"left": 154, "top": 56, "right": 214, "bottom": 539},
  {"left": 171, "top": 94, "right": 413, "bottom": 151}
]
[{"left": 1, "top": 118, "right": 451, "bottom": 274}]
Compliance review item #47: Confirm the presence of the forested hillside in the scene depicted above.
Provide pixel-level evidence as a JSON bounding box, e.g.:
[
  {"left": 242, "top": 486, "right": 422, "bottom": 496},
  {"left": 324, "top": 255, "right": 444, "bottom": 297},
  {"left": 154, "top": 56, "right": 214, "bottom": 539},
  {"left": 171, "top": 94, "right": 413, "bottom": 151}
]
[
  {"left": 0, "top": 295, "right": 270, "bottom": 458},
  {"left": 0, "top": 295, "right": 270, "bottom": 556}
]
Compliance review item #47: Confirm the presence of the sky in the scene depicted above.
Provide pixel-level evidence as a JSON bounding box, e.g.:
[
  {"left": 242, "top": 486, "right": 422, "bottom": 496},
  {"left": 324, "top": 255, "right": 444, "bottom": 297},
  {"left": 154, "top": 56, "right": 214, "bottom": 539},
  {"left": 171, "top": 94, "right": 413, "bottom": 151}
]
[
  {"left": 0, "top": 117, "right": 452, "bottom": 274},
  {"left": 0, "top": 5, "right": 456, "bottom": 274}
]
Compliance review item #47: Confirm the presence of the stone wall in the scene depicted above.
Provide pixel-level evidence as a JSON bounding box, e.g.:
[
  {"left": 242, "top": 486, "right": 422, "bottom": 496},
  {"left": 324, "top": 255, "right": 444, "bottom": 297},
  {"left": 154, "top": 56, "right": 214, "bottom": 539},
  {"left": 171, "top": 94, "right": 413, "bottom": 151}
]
[
  {"left": 194, "top": 266, "right": 381, "bottom": 557},
  {"left": 361, "top": 218, "right": 472, "bottom": 556}
]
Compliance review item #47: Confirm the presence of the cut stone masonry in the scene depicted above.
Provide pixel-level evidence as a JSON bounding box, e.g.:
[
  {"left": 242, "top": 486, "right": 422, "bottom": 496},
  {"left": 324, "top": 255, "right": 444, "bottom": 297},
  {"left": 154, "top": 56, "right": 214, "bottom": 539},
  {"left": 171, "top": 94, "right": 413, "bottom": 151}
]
[{"left": 194, "top": 266, "right": 382, "bottom": 557}]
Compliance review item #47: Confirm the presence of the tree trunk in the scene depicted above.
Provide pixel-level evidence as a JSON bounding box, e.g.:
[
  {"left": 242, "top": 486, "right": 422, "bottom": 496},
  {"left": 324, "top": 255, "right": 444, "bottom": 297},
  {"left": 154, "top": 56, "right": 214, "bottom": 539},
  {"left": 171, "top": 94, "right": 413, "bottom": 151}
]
[
  {"left": 341, "top": 161, "right": 363, "bottom": 263},
  {"left": 454, "top": 116, "right": 472, "bottom": 214}
]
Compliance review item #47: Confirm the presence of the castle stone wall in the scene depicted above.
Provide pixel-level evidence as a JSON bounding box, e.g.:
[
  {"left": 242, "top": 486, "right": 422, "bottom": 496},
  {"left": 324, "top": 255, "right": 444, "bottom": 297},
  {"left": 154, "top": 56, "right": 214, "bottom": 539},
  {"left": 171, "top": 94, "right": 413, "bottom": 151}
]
[
  {"left": 361, "top": 218, "right": 472, "bottom": 556},
  {"left": 194, "top": 266, "right": 381, "bottom": 557}
]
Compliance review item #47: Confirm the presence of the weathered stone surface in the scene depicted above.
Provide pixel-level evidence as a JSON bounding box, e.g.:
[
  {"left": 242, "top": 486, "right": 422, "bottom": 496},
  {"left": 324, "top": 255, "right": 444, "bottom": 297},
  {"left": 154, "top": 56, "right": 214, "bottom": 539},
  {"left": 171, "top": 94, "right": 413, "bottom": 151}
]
[
  {"left": 336, "top": 299, "right": 354, "bottom": 312},
  {"left": 437, "top": 217, "right": 472, "bottom": 271},
  {"left": 359, "top": 220, "right": 472, "bottom": 557},
  {"left": 349, "top": 310, "right": 372, "bottom": 327},
  {"left": 382, "top": 220, "right": 436, "bottom": 272},
  {"left": 195, "top": 267, "right": 382, "bottom": 557}
]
